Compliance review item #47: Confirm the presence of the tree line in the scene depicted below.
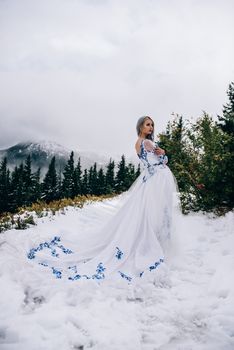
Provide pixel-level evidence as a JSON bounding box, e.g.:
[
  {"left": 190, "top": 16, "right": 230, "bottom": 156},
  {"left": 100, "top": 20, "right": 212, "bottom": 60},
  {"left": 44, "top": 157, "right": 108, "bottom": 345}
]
[
  {"left": 0, "top": 82, "right": 233, "bottom": 215},
  {"left": 0, "top": 153, "right": 141, "bottom": 214}
]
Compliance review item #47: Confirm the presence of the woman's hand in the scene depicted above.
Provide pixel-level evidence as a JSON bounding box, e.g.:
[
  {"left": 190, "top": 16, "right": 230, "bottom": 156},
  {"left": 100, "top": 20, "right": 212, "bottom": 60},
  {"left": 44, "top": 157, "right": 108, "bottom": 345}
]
[{"left": 154, "top": 147, "right": 165, "bottom": 155}]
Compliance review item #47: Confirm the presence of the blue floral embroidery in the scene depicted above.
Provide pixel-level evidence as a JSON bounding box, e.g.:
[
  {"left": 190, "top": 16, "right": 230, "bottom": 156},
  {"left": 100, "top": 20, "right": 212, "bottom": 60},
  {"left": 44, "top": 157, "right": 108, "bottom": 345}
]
[
  {"left": 149, "top": 258, "right": 164, "bottom": 271},
  {"left": 138, "top": 140, "right": 168, "bottom": 183},
  {"left": 51, "top": 249, "right": 59, "bottom": 257},
  {"left": 68, "top": 265, "right": 78, "bottom": 274},
  {"left": 92, "top": 262, "right": 106, "bottom": 280},
  {"left": 69, "top": 274, "right": 82, "bottom": 280},
  {"left": 51, "top": 236, "right": 60, "bottom": 244},
  {"left": 68, "top": 262, "right": 106, "bottom": 281},
  {"left": 27, "top": 236, "right": 73, "bottom": 260},
  {"left": 118, "top": 257, "right": 164, "bottom": 282},
  {"left": 115, "top": 247, "right": 123, "bottom": 259},
  {"left": 28, "top": 237, "right": 164, "bottom": 283},
  {"left": 118, "top": 271, "right": 132, "bottom": 282},
  {"left": 52, "top": 267, "right": 62, "bottom": 279}
]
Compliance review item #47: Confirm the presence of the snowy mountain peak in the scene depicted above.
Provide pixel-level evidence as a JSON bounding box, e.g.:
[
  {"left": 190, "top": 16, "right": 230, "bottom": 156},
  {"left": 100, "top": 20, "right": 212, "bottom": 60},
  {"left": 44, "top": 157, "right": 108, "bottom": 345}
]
[
  {"left": 5, "top": 140, "right": 71, "bottom": 157},
  {"left": 24, "top": 140, "right": 71, "bottom": 157},
  {"left": 0, "top": 140, "right": 112, "bottom": 178}
]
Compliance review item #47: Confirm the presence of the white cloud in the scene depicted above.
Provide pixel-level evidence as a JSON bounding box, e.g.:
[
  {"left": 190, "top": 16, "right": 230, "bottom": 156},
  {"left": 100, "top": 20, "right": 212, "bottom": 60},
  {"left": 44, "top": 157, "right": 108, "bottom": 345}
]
[{"left": 0, "top": 0, "right": 233, "bottom": 157}]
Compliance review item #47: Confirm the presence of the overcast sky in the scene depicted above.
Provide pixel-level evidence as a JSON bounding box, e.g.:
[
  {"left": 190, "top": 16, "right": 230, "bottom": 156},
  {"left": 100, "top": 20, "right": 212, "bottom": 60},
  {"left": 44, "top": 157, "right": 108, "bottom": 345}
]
[{"left": 0, "top": 0, "right": 233, "bottom": 158}]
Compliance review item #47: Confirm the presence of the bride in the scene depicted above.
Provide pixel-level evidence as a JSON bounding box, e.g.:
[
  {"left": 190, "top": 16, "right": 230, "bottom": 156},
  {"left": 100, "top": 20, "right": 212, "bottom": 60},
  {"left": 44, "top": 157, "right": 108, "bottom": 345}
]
[{"left": 27, "top": 116, "right": 179, "bottom": 285}]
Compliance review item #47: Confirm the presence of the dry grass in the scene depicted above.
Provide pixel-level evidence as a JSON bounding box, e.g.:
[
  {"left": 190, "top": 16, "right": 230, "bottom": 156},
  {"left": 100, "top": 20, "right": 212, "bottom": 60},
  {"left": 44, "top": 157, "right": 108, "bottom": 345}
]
[{"left": 0, "top": 194, "right": 117, "bottom": 233}]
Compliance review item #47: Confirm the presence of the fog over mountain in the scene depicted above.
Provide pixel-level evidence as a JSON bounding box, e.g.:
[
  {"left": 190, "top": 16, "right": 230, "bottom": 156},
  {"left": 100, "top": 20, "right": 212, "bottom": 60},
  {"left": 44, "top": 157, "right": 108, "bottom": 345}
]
[{"left": 0, "top": 140, "right": 140, "bottom": 178}]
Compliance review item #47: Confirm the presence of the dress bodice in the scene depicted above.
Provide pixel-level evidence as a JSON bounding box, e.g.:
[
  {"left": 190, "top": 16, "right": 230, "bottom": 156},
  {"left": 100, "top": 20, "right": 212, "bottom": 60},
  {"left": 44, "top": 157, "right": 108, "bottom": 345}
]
[{"left": 137, "top": 139, "right": 168, "bottom": 182}]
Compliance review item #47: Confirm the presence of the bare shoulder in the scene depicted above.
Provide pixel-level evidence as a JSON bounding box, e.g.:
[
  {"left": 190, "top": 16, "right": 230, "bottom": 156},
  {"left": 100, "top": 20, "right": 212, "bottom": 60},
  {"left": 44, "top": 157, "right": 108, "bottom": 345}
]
[
  {"left": 135, "top": 138, "right": 141, "bottom": 148},
  {"left": 135, "top": 138, "right": 142, "bottom": 154}
]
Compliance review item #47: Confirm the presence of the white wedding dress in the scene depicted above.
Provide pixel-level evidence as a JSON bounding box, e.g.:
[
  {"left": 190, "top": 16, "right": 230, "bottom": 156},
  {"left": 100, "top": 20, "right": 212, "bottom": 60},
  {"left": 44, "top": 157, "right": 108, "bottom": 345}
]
[{"left": 27, "top": 139, "right": 179, "bottom": 286}]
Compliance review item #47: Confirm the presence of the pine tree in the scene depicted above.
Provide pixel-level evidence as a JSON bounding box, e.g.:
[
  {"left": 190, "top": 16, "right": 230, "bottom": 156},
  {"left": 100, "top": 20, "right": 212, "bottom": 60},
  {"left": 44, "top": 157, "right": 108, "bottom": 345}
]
[
  {"left": 62, "top": 151, "right": 76, "bottom": 198},
  {"left": 125, "top": 163, "right": 136, "bottom": 189},
  {"left": 187, "top": 113, "right": 226, "bottom": 211},
  {"left": 217, "top": 82, "right": 234, "bottom": 208},
  {"left": 105, "top": 159, "right": 115, "bottom": 194},
  {"left": 42, "top": 156, "right": 58, "bottom": 203},
  {"left": 115, "top": 155, "right": 128, "bottom": 193},
  {"left": 87, "top": 164, "right": 99, "bottom": 194},
  {"left": 96, "top": 167, "right": 106, "bottom": 195},
  {"left": 74, "top": 157, "right": 82, "bottom": 196},
  {"left": 57, "top": 166, "right": 63, "bottom": 199},
  {"left": 8, "top": 166, "right": 19, "bottom": 212},
  {"left": 0, "top": 158, "right": 10, "bottom": 213},
  {"left": 23, "top": 155, "right": 34, "bottom": 205},
  {"left": 87, "top": 166, "right": 93, "bottom": 194},
  {"left": 218, "top": 82, "right": 234, "bottom": 135},
  {"left": 9, "top": 164, "right": 24, "bottom": 212},
  {"left": 82, "top": 169, "right": 89, "bottom": 195},
  {"left": 91, "top": 162, "right": 98, "bottom": 195},
  {"left": 31, "top": 167, "right": 41, "bottom": 203}
]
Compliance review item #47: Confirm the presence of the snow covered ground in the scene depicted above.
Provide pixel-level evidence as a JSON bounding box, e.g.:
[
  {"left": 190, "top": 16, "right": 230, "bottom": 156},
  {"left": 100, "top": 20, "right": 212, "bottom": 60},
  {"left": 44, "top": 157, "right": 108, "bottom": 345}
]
[{"left": 0, "top": 197, "right": 234, "bottom": 350}]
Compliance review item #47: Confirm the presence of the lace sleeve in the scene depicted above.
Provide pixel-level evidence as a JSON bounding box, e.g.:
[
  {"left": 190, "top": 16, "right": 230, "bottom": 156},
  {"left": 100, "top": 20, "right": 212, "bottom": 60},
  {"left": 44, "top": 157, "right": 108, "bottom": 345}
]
[
  {"left": 143, "top": 139, "right": 168, "bottom": 164},
  {"left": 143, "top": 139, "right": 156, "bottom": 152}
]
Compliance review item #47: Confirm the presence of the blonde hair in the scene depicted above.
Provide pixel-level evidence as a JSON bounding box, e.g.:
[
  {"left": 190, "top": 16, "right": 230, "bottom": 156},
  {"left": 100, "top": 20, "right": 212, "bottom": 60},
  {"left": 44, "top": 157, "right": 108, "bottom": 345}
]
[{"left": 136, "top": 116, "right": 154, "bottom": 140}]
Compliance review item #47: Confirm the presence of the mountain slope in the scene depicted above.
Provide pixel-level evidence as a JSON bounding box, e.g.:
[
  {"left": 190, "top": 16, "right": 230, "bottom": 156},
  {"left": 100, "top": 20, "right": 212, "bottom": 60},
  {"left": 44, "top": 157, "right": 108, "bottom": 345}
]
[{"left": 0, "top": 140, "right": 111, "bottom": 177}]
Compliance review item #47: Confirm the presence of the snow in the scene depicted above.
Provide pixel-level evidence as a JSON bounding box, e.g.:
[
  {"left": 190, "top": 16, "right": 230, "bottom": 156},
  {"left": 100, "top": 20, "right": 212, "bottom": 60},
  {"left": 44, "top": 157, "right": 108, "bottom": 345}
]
[
  {"left": 24, "top": 140, "right": 110, "bottom": 167},
  {"left": 0, "top": 197, "right": 234, "bottom": 350},
  {"left": 27, "top": 140, "right": 71, "bottom": 158}
]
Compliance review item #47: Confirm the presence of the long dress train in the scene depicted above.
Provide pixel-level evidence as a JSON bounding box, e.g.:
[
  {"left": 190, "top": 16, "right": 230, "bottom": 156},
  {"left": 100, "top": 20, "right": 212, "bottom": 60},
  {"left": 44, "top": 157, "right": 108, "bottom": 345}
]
[{"left": 27, "top": 139, "right": 179, "bottom": 285}]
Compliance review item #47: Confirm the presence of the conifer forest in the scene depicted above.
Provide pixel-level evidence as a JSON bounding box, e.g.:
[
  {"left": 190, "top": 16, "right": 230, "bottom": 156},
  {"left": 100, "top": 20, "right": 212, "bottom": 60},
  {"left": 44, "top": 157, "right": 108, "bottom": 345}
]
[{"left": 0, "top": 82, "right": 233, "bottom": 216}]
